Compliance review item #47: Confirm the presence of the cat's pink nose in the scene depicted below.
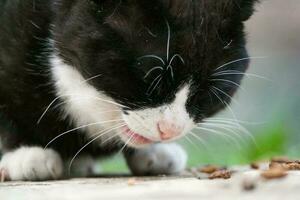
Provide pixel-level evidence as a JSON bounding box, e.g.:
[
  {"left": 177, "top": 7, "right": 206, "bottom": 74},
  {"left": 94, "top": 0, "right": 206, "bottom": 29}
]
[{"left": 157, "top": 120, "right": 183, "bottom": 141}]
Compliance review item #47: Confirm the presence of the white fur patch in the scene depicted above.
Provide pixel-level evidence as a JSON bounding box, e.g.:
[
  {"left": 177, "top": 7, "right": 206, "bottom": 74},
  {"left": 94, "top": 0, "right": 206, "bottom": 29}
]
[
  {"left": 122, "top": 85, "right": 195, "bottom": 144},
  {"left": 125, "top": 143, "right": 187, "bottom": 175},
  {"left": 50, "top": 54, "right": 124, "bottom": 143},
  {"left": 0, "top": 147, "right": 63, "bottom": 181}
]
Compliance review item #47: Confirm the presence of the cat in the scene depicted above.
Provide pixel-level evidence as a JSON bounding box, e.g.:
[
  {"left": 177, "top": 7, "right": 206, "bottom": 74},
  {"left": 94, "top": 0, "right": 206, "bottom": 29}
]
[{"left": 0, "top": 0, "right": 257, "bottom": 181}]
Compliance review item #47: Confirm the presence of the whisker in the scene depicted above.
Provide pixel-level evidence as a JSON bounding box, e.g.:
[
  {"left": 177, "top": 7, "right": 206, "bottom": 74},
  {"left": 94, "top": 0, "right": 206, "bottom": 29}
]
[
  {"left": 211, "top": 86, "right": 239, "bottom": 105},
  {"left": 80, "top": 74, "right": 102, "bottom": 84},
  {"left": 212, "top": 71, "right": 272, "bottom": 81},
  {"left": 188, "top": 131, "right": 210, "bottom": 151},
  {"left": 138, "top": 55, "right": 165, "bottom": 66},
  {"left": 118, "top": 131, "right": 135, "bottom": 154},
  {"left": 37, "top": 94, "right": 128, "bottom": 124},
  {"left": 210, "top": 88, "right": 244, "bottom": 133},
  {"left": 194, "top": 126, "right": 242, "bottom": 149},
  {"left": 44, "top": 119, "right": 124, "bottom": 148},
  {"left": 52, "top": 98, "right": 122, "bottom": 114},
  {"left": 214, "top": 56, "right": 267, "bottom": 72},
  {"left": 68, "top": 123, "right": 126, "bottom": 172},
  {"left": 203, "top": 119, "right": 258, "bottom": 147},
  {"left": 165, "top": 19, "right": 171, "bottom": 62},
  {"left": 199, "top": 122, "right": 246, "bottom": 144},
  {"left": 147, "top": 75, "right": 162, "bottom": 94},
  {"left": 183, "top": 135, "right": 206, "bottom": 153},
  {"left": 209, "top": 78, "right": 245, "bottom": 91},
  {"left": 207, "top": 117, "right": 267, "bottom": 125},
  {"left": 144, "top": 66, "right": 164, "bottom": 79},
  {"left": 208, "top": 88, "right": 259, "bottom": 149},
  {"left": 169, "top": 54, "right": 185, "bottom": 66}
]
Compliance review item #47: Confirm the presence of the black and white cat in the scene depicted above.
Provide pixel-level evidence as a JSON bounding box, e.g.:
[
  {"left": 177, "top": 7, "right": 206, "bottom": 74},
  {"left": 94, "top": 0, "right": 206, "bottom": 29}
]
[{"left": 0, "top": 0, "right": 257, "bottom": 181}]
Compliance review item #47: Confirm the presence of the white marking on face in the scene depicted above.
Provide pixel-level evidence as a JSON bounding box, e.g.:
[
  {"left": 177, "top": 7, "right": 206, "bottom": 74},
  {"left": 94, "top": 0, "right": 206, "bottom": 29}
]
[{"left": 122, "top": 85, "right": 195, "bottom": 147}]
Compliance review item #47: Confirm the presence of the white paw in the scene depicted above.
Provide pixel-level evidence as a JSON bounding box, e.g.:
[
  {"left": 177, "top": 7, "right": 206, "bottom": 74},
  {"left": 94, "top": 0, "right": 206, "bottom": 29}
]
[
  {"left": 126, "top": 143, "right": 187, "bottom": 176},
  {"left": 0, "top": 147, "right": 63, "bottom": 181}
]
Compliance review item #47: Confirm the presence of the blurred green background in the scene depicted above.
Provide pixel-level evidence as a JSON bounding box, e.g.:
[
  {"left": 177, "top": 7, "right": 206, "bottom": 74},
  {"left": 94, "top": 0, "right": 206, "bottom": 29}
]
[{"left": 101, "top": 0, "right": 300, "bottom": 173}]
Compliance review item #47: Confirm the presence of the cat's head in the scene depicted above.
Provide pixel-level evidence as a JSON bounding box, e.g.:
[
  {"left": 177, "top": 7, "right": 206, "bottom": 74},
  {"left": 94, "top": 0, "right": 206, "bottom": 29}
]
[{"left": 51, "top": 0, "right": 257, "bottom": 148}]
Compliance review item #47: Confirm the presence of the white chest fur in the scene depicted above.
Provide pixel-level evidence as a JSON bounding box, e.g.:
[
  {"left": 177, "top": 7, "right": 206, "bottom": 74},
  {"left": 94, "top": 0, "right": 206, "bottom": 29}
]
[{"left": 50, "top": 53, "right": 124, "bottom": 142}]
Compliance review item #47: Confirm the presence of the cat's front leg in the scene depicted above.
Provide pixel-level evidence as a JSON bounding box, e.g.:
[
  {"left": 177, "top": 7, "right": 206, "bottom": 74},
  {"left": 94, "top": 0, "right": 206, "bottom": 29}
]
[
  {"left": 0, "top": 147, "right": 63, "bottom": 181},
  {"left": 124, "top": 143, "right": 187, "bottom": 176}
]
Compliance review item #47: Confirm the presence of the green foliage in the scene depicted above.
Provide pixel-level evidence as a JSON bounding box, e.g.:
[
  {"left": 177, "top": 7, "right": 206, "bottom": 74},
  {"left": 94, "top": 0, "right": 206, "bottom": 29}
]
[{"left": 184, "top": 121, "right": 290, "bottom": 167}]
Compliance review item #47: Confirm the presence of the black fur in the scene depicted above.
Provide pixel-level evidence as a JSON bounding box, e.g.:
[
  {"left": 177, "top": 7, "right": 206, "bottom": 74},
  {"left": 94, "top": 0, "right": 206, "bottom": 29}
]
[{"left": 0, "top": 0, "right": 257, "bottom": 158}]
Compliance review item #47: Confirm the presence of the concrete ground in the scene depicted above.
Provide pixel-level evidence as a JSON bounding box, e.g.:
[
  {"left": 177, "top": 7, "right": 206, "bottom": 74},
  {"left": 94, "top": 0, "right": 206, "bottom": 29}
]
[{"left": 1, "top": 167, "right": 300, "bottom": 200}]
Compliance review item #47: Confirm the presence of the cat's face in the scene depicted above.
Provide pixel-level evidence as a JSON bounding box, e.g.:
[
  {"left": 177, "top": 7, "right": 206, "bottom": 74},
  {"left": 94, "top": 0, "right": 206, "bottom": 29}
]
[{"left": 52, "top": 0, "right": 256, "bottom": 148}]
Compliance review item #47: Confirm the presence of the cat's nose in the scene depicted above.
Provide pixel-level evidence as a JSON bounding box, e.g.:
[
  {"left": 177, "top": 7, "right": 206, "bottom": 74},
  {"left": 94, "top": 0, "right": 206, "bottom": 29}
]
[{"left": 157, "top": 120, "right": 183, "bottom": 141}]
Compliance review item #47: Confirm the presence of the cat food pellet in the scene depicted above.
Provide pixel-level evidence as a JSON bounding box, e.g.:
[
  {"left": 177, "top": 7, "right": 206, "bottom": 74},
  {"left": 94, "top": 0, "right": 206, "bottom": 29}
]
[
  {"left": 209, "top": 170, "right": 232, "bottom": 179},
  {"left": 285, "top": 162, "right": 300, "bottom": 170},
  {"left": 199, "top": 165, "right": 221, "bottom": 174},
  {"left": 271, "top": 157, "right": 296, "bottom": 163},
  {"left": 127, "top": 178, "right": 137, "bottom": 186},
  {"left": 250, "top": 163, "right": 260, "bottom": 170},
  {"left": 270, "top": 161, "right": 300, "bottom": 171},
  {"left": 261, "top": 168, "right": 287, "bottom": 180}
]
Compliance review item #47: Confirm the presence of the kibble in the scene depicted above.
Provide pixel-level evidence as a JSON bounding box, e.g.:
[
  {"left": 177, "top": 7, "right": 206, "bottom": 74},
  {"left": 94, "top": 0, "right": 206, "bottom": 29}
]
[
  {"left": 261, "top": 168, "right": 287, "bottom": 180},
  {"left": 199, "top": 165, "right": 221, "bottom": 174},
  {"left": 209, "top": 170, "right": 232, "bottom": 179}
]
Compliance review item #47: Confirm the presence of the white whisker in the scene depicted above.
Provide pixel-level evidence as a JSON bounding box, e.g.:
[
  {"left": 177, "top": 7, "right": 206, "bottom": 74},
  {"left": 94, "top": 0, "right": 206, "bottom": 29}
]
[
  {"left": 188, "top": 131, "right": 210, "bottom": 151},
  {"left": 44, "top": 119, "right": 124, "bottom": 148},
  {"left": 194, "top": 126, "right": 242, "bottom": 149},
  {"left": 37, "top": 94, "right": 128, "bottom": 124},
  {"left": 147, "top": 75, "right": 162, "bottom": 94},
  {"left": 68, "top": 123, "right": 126, "bottom": 172},
  {"left": 212, "top": 70, "right": 271, "bottom": 81},
  {"left": 207, "top": 117, "right": 267, "bottom": 125},
  {"left": 167, "top": 64, "right": 174, "bottom": 80},
  {"left": 150, "top": 77, "right": 162, "bottom": 94},
  {"left": 203, "top": 119, "right": 258, "bottom": 147},
  {"left": 209, "top": 78, "right": 245, "bottom": 91},
  {"left": 138, "top": 55, "right": 165, "bottom": 65},
  {"left": 214, "top": 56, "right": 267, "bottom": 72},
  {"left": 165, "top": 19, "right": 171, "bottom": 62},
  {"left": 211, "top": 86, "right": 239, "bottom": 105},
  {"left": 200, "top": 122, "right": 246, "bottom": 143},
  {"left": 169, "top": 54, "right": 185, "bottom": 65},
  {"left": 118, "top": 132, "right": 135, "bottom": 154},
  {"left": 144, "top": 66, "right": 164, "bottom": 79},
  {"left": 80, "top": 74, "right": 102, "bottom": 84}
]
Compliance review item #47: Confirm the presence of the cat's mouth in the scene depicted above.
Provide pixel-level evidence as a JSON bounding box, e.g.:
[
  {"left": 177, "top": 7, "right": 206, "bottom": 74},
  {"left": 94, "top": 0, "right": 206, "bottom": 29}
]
[{"left": 120, "top": 126, "right": 154, "bottom": 146}]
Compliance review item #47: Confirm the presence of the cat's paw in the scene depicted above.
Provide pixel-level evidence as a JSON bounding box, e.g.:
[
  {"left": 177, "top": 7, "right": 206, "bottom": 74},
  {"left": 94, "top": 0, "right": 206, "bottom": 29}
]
[
  {"left": 125, "top": 143, "right": 187, "bottom": 176},
  {"left": 69, "top": 155, "right": 100, "bottom": 177},
  {"left": 0, "top": 147, "right": 63, "bottom": 181}
]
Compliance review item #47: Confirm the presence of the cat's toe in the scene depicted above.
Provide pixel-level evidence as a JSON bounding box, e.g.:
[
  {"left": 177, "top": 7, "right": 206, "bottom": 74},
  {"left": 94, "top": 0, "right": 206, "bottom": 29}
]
[{"left": 0, "top": 168, "right": 10, "bottom": 182}]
